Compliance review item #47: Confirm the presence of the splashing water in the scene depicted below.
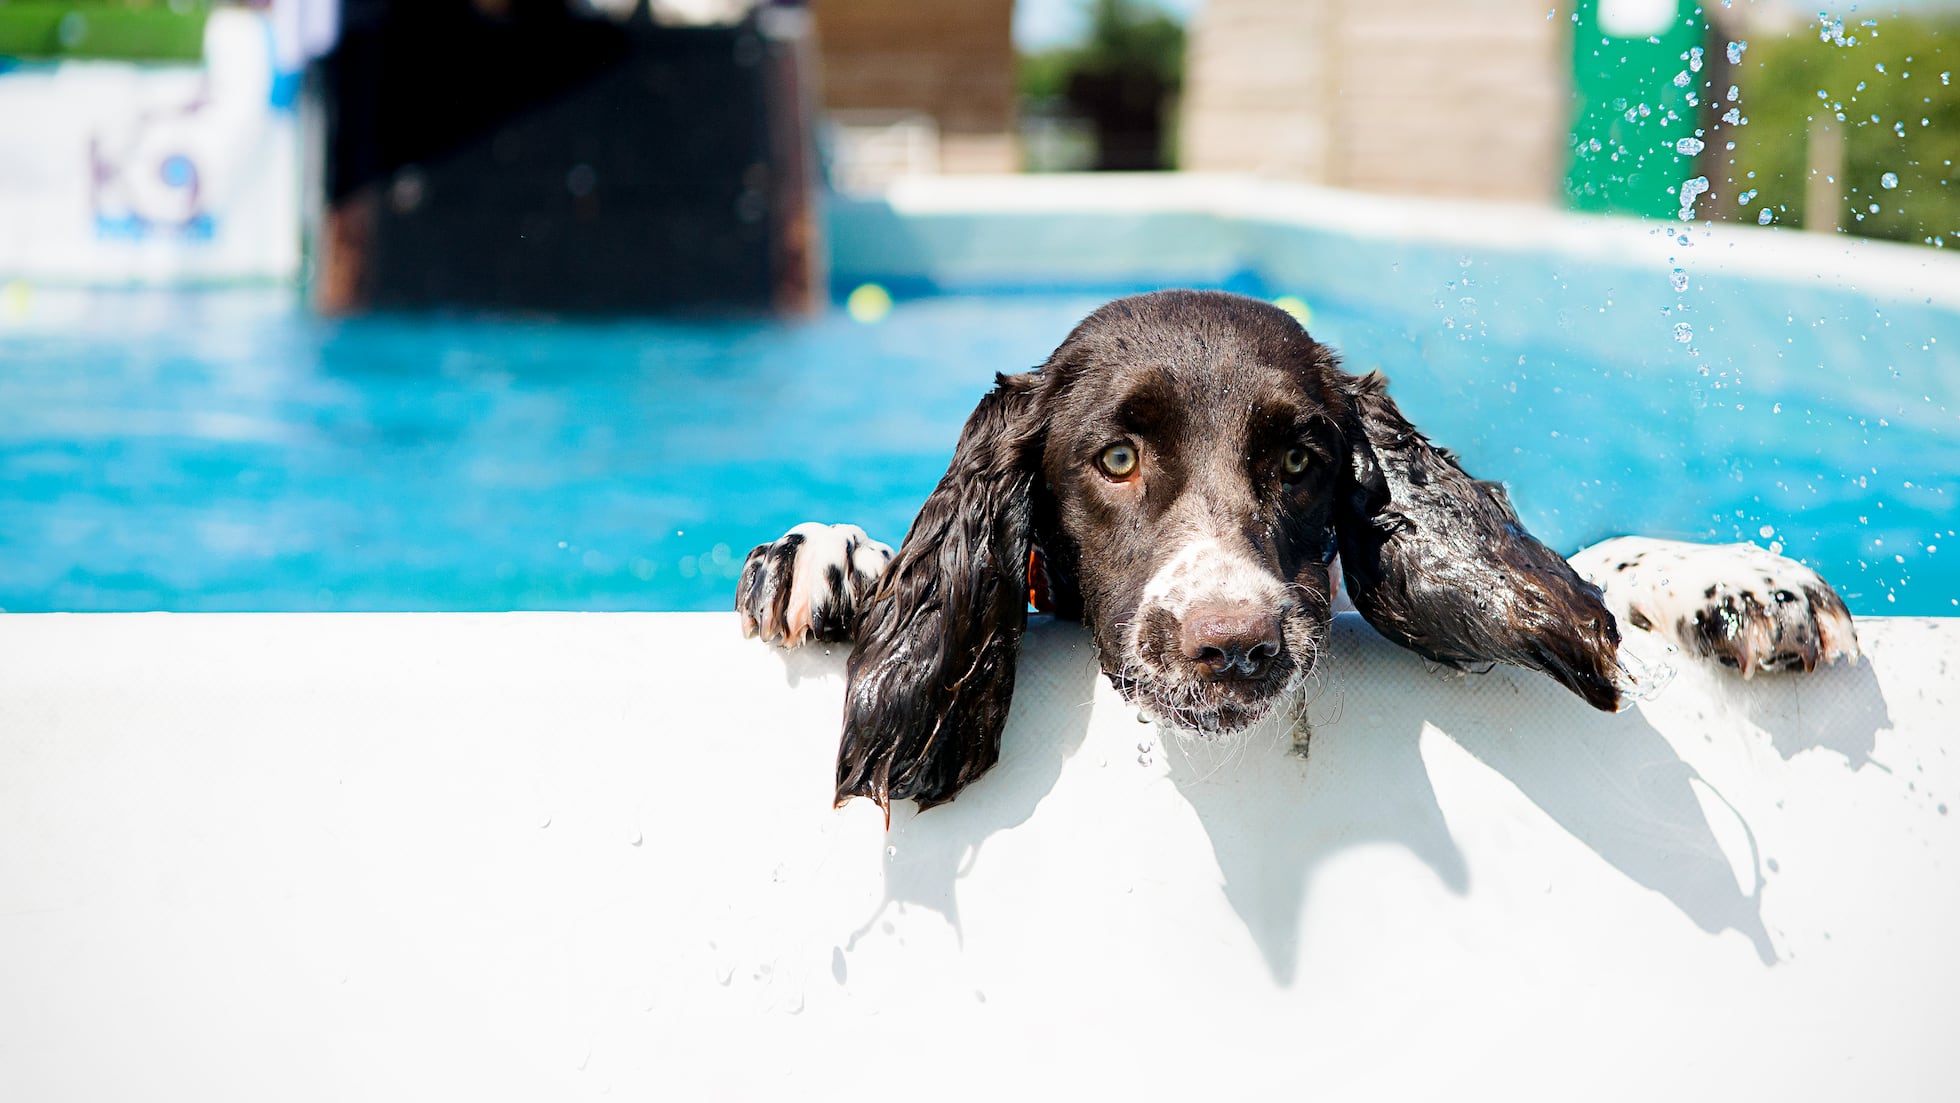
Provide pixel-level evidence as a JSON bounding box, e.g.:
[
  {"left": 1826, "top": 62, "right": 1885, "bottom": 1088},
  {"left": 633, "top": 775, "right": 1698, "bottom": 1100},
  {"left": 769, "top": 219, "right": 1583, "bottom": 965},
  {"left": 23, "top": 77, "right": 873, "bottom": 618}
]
[{"left": 1677, "top": 176, "right": 1710, "bottom": 221}]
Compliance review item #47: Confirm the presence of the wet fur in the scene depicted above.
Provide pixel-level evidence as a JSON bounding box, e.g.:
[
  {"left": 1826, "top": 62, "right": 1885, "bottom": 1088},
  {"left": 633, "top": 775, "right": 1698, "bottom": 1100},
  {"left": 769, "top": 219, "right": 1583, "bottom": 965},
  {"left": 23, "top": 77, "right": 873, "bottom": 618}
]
[{"left": 819, "top": 290, "right": 1621, "bottom": 814}]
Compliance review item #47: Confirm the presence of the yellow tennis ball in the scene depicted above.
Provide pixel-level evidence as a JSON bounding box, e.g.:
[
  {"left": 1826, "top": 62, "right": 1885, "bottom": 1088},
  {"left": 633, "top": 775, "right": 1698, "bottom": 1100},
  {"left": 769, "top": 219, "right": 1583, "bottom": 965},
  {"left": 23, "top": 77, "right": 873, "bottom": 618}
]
[
  {"left": 1272, "top": 295, "right": 1312, "bottom": 326},
  {"left": 846, "top": 283, "right": 893, "bottom": 324}
]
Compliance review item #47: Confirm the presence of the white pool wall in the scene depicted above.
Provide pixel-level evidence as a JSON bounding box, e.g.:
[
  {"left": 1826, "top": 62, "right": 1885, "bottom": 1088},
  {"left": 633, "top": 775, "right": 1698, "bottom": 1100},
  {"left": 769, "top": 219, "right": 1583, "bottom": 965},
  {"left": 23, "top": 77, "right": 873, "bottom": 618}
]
[{"left": 1, "top": 612, "right": 1957, "bottom": 1100}]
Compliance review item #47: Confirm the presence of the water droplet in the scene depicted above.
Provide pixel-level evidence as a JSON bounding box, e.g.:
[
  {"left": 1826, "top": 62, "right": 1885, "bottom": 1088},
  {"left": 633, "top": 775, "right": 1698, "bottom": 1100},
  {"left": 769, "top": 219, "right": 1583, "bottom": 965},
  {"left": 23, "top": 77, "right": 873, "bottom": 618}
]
[
  {"left": 1759, "top": 525, "right": 1775, "bottom": 538},
  {"left": 1673, "top": 322, "right": 1694, "bottom": 343},
  {"left": 1676, "top": 137, "right": 1705, "bottom": 156},
  {"left": 885, "top": 845, "right": 896, "bottom": 858},
  {"left": 1881, "top": 171, "right": 1899, "bottom": 189},
  {"left": 1726, "top": 40, "right": 1746, "bottom": 64},
  {"left": 1757, "top": 207, "right": 1774, "bottom": 225},
  {"left": 715, "top": 962, "right": 734, "bottom": 985},
  {"left": 1137, "top": 754, "right": 1152, "bottom": 766},
  {"left": 538, "top": 814, "right": 552, "bottom": 829},
  {"left": 1136, "top": 711, "right": 1152, "bottom": 724},
  {"left": 1137, "top": 741, "right": 1153, "bottom": 753},
  {"left": 1670, "top": 269, "right": 1689, "bottom": 292},
  {"left": 629, "top": 829, "right": 643, "bottom": 847}
]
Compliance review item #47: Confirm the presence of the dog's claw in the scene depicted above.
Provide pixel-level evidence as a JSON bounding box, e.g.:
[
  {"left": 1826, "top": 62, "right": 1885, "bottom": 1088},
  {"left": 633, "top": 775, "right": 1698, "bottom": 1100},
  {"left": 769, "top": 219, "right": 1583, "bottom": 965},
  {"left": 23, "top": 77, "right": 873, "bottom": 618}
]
[
  {"left": 735, "top": 522, "right": 892, "bottom": 647},
  {"left": 1672, "top": 574, "right": 1859, "bottom": 677}
]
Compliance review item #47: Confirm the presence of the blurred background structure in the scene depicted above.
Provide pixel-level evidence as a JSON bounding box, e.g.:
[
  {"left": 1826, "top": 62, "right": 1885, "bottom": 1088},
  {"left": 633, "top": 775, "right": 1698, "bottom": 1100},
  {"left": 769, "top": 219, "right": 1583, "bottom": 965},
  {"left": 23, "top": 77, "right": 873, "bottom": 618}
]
[
  {"left": 317, "top": 1, "right": 822, "bottom": 313},
  {"left": 812, "top": 0, "right": 1017, "bottom": 185},
  {"left": 1177, "top": 0, "right": 1569, "bottom": 199},
  {"left": 1, "top": 0, "right": 1957, "bottom": 300}
]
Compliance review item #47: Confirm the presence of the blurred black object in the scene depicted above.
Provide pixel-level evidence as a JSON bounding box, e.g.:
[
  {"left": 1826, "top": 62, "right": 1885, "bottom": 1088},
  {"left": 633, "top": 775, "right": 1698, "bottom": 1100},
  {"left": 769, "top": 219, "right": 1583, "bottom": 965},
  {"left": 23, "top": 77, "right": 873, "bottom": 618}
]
[
  {"left": 319, "top": 0, "right": 820, "bottom": 315},
  {"left": 1065, "top": 67, "right": 1171, "bottom": 171}
]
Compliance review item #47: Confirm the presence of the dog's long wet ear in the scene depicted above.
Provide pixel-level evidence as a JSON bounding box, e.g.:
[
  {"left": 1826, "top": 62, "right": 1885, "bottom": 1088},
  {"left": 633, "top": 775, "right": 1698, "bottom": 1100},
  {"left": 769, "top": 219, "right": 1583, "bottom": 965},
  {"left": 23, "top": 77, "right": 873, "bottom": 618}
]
[
  {"left": 837, "top": 372, "right": 1044, "bottom": 815},
  {"left": 1334, "top": 371, "right": 1625, "bottom": 711}
]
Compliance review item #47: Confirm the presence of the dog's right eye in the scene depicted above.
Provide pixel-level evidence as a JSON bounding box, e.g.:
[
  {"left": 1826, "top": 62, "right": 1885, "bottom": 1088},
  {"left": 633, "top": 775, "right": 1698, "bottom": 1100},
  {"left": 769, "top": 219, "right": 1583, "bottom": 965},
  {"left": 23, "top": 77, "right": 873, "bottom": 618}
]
[{"left": 1097, "top": 442, "right": 1139, "bottom": 479}]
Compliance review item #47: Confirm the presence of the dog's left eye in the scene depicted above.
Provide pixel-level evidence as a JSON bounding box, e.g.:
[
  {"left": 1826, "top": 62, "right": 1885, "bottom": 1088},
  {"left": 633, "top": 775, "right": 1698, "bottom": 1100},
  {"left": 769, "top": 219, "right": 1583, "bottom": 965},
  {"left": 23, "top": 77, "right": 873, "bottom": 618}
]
[{"left": 1281, "top": 447, "right": 1311, "bottom": 479}]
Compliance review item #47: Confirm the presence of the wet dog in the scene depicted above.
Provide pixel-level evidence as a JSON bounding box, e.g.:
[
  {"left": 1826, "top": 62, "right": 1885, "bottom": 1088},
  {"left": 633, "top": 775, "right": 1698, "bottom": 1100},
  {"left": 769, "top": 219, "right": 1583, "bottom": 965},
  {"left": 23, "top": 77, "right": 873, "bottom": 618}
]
[{"left": 738, "top": 290, "right": 1858, "bottom": 814}]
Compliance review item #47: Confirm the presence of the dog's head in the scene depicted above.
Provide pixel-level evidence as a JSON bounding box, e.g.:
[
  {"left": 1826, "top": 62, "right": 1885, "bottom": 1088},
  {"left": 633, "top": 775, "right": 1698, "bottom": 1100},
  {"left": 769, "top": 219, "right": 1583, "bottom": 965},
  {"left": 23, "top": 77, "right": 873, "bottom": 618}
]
[
  {"left": 1029, "top": 292, "right": 1348, "bottom": 734},
  {"left": 837, "top": 290, "right": 1622, "bottom": 814}
]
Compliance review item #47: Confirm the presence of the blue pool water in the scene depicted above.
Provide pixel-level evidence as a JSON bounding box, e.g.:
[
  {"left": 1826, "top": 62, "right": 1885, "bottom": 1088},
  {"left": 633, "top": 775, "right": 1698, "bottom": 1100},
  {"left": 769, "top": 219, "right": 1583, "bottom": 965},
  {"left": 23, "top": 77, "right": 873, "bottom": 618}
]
[{"left": 1, "top": 286, "right": 1955, "bottom": 615}]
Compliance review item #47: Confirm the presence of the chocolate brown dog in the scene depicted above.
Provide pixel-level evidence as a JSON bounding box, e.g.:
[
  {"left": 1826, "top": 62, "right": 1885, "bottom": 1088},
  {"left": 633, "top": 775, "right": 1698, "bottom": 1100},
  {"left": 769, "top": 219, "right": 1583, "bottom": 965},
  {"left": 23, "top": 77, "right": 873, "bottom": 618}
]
[{"left": 738, "top": 290, "right": 1858, "bottom": 815}]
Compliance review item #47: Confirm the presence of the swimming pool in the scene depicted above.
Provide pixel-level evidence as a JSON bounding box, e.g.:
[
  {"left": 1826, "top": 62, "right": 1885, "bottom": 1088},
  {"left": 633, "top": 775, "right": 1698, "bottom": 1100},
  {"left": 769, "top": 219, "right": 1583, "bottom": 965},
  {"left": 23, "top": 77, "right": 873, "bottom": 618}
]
[{"left": 3, "top": 178, "right": 1956, "bottom": 615}]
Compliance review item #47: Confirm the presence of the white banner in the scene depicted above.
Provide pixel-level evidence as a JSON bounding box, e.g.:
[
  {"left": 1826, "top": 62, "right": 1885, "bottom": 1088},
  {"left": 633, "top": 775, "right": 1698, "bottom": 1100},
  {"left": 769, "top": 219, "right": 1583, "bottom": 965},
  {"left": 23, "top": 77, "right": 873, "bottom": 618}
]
[{"left": 0, "top": 9, "right": 301, "bottom": 284}]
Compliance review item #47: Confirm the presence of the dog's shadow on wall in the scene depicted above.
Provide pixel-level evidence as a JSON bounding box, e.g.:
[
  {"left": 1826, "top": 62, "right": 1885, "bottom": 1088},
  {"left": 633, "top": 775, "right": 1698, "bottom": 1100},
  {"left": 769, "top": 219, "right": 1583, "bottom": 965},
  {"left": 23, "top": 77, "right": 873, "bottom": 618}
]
[
  {"left": 1169, "top": 618, "right": 1893, "bottom": 984},
  {"left": 828, "top": 616, "right": 1892, "bottom": 986},
  {"left": 853, "top": 620, "right": 1103, "bottom": 943}
]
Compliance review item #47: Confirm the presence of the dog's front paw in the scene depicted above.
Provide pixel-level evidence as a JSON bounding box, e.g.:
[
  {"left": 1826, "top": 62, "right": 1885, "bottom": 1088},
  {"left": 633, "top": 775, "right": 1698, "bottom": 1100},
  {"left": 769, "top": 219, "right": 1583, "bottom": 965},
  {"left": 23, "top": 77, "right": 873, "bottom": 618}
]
[
  {"left": 736, "top": 522, "right": 893, "bottom": 647},
  {"left": 1575, "top": 536, "right": 1859, "bottom": 677}
]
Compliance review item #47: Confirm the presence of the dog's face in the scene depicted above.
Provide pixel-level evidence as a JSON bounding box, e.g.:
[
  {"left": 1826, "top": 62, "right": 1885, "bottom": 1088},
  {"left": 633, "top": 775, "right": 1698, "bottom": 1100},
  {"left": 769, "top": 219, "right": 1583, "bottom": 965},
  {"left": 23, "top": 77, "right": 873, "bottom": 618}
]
[
  {"left": 1034, "top": 294, "right": 1351, "bottom": 733},
  {"left": 836, "top": 289, "right": 1622, "bottom": 814}
]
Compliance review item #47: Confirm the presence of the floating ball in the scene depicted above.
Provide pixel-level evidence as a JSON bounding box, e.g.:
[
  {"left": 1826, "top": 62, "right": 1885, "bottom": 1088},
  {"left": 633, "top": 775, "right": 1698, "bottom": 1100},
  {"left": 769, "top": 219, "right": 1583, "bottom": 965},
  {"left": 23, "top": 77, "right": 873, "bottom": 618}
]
[
  {"left": 1272, "top": 295, "right": 1312, "bottom": 326},
  {"left": 846, "top": 283, "right": 893, "bottom": 324}
]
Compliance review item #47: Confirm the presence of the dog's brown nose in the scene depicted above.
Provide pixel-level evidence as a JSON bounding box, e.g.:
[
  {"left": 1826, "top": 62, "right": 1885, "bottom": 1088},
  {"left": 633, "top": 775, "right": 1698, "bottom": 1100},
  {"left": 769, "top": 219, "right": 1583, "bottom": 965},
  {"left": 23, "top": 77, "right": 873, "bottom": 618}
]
[{"left": 1180, "top": 604, "right": 1283, "bottom": 680}]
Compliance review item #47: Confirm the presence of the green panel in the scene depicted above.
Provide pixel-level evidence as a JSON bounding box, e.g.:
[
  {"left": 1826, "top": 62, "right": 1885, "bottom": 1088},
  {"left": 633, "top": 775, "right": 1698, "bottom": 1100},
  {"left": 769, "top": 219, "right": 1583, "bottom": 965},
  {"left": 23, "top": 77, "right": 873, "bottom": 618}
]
[
  {"left": 0, "top": 3, "right": 208, "bottom": 63},
  {"left": 1565, "top": 0, "right": 1708, "bottom": 220}
]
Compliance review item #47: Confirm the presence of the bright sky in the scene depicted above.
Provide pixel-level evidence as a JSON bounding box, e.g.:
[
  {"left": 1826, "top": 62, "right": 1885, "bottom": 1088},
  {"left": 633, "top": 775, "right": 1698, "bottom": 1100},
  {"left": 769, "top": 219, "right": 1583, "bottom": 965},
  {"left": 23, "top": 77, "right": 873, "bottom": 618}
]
[{"left": 1013, "top": 0, "right": 1207, "bottom": 50}]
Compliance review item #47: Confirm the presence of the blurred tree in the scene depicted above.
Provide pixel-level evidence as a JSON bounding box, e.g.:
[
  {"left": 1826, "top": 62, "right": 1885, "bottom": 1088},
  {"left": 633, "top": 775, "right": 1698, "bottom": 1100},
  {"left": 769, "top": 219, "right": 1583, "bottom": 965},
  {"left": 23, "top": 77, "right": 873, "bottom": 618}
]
[
  {"left": 1018, "top": 0, "right": 1185, "bottom": 171},
  {"left": 0, "top": 1, "right": 210, "bottom": 62},
  {"left": 1717, "top": 15, "right": 1958, "bottom": 247}
]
